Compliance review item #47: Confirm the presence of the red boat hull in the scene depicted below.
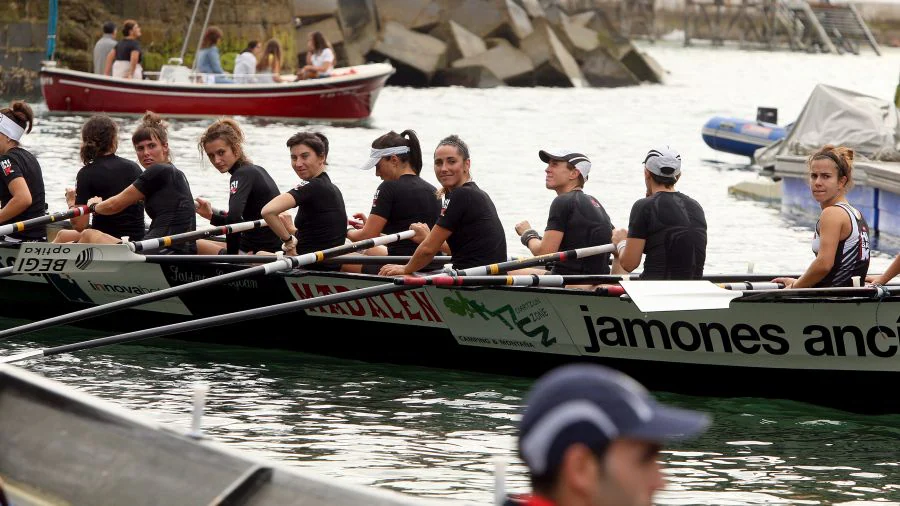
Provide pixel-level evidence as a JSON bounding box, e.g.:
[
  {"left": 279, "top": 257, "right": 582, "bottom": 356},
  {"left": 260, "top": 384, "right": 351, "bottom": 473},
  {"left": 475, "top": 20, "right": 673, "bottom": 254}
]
[{"left": 40, "top": 64, "right": 394, "bottom": 121}]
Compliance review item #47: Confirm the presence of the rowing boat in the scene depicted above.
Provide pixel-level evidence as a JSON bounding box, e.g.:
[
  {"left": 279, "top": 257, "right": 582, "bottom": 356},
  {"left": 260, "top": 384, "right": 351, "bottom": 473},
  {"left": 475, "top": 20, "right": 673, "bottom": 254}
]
[
  {"left": 0, "top": 363, "right": 450, "bottom": 505},
  {"left": 1, "top": 242, "right": 898, "bottom": 414}
]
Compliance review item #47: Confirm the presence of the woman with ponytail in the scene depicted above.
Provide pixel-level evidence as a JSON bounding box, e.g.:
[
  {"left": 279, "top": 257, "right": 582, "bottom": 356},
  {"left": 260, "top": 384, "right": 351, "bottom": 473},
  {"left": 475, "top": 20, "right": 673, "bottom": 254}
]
[
  {"left": 85, "top": 112, "right": 197, "bottom": 254},
  {"left": 774, "top": 145, "right": 870, "bottom": 288},
  {"left": 260, "top": 131, "right": 347, "bottom": 268},
  {"left": 345, "top": 129, "right": 440, "bottom": 273},
  {"left": 55, "top": 115, "right": 145, "bottom": 243},
  {"left": 379, "top": 134, "right": 506, "bottom": 275},
  {"left": 195, "top": 118, "right": 281, "bottom": 255},
  {"left": 0, "top": 100, "right": 46, "bottom": 242}
]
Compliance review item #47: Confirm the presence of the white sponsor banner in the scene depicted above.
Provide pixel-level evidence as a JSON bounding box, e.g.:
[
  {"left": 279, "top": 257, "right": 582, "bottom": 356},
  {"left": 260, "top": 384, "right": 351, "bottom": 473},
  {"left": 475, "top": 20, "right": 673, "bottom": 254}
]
[
  {"left": 285, "top": 275, "right": 445, "bottom": 327},
  {"left": 424, "top": 287, "right": 581, "bottom": 355},
  {"left": 549, "top": 293, "right": 900, "bottom": 372},
  {"left": 13, "top": 243, "right": 144, "bottom": 274},
  {"left": 51, "top": 263, "right": 191, "bottom": 315}
]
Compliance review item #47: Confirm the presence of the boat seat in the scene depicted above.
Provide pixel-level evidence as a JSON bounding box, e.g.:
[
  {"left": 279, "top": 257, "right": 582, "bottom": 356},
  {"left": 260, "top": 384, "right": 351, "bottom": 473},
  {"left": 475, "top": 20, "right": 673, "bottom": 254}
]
[{"left": 159, "top": 65, "right": 192, "bottom": 83}]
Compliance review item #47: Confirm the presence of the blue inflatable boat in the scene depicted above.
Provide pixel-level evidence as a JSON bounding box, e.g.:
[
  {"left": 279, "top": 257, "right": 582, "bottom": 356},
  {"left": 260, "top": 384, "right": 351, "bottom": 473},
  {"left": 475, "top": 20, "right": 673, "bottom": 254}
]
[{"left": 702, "top": 109, "right": 788, "bottom": 158}]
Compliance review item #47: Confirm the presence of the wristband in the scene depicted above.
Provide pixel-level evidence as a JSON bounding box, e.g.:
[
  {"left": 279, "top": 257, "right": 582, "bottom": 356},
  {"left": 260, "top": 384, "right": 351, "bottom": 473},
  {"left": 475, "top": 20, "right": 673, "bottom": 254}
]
[
  {"left": 616, "top": 241, "right": 626, "bottom": 255},
  {"left": 520, "top": 229, "right": 541, "bottom": 247},
  {"left": 281, "top": 235, "right": 297, "bottom": 252},
  {"left": 88, "top": 203, "right": 98, "bottom": 213}
]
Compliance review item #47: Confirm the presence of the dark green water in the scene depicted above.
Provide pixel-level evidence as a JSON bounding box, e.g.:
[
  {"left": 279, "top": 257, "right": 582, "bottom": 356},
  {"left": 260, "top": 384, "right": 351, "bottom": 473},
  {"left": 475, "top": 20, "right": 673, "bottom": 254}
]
[{"left": 4, "top": 323, "right": 899, "bottom": 504}]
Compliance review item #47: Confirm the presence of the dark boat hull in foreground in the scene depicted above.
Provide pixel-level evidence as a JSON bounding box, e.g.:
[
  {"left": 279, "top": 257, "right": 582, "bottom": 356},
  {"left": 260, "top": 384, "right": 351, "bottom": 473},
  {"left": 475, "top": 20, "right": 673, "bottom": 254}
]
[{"left": 0, "top": 243, "right": 898, "bottom": 414}]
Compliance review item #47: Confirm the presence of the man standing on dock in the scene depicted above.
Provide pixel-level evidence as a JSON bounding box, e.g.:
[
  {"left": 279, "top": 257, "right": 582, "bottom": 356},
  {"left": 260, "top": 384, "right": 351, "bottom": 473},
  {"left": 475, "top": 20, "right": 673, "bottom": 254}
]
[
  {"left": 508, "top": 364, "right": 709, "bottom": 506},
  {"left": 92, "top": 22, "right": 117, "bottom": 74}
]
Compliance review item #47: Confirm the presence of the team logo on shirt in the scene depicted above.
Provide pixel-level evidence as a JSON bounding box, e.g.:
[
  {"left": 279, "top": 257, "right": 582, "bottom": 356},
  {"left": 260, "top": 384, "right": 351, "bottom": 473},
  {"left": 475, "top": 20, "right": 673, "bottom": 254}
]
[
  {"left": 0, "top": 159, "right": 12, "bottom": 176},
  {"left": 441, "top": 197, "right": 450, "bottom": 217},
  {"left": 293, "top": 180, "right": 310, "bottom": 191},
  {"left": 372, "top": 189, "right": 380, "bottom": 207},
  {"left": 230, "top": 180, "right": 239, "bottom": 194}
]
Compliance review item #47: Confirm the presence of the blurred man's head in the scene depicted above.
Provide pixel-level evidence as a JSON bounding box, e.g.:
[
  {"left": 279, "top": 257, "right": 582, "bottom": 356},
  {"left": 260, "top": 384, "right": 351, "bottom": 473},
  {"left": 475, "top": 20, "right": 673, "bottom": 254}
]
[{"left": 518, "top": 364, "right": 710, "bottom": 506}]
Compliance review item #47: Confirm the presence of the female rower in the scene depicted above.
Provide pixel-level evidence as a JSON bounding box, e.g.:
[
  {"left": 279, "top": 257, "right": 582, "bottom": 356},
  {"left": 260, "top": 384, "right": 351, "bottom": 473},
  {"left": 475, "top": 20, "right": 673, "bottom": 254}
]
[
  {"left": 774, "top": 145, "right": 870, "bottom": 288},
  {"left": 84, "top": 112, "right": 197, "bottom": 254},
  {"left": 0, "top": 100, "right": 46, "bottom": 242},
  {"left": 195, "top": 118, "right": 281, "bottom": 255},
  {"left": 260, "top": 132, "right": 347, "bottom": 269},
  {"left": 55, "top": 114, "right": 145, "bottom": 243},
  {"left": 346, "top": 129, "right": 440, "bottom": 273},
  {"left": 379, "top": 135, "right": 507, "bottom": 275}
]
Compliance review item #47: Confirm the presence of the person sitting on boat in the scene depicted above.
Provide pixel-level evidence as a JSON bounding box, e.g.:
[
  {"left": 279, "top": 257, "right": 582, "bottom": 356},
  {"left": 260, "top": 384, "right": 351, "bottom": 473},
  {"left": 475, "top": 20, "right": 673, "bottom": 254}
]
[
  {"left": 297, "top": 31, "right": 334, "bottom": 80},
  {"left": 54, "top": 115, "right": 145, "bottom": 244},
  {"left": 379, "top": 135, "right": 507, "bottom": 275},
  {"left": 195, "top": 26, "right": 233, "bottom": 84},
  {"left": 92, "top": 21, "right": 117, "bottom": 74},
  {"left": 505, "top": 363, "right": 709, "bottom": 506},
  {"left": 84, "top": 112, "right": 197, "bottom": 254},
  {"left": 774, "top": 145, "right": 870, "bottom": 289},
  {"left": 260, "top": 132, "right": 347, "bottom": 269},
  {"left": 233, "top": 40, "right": 261, "bottom": 84},
  {"left": 104, "top": 19, "right": 143, "bottom": 79},
  {"left": 0, "top": 100, "right": 46, "bottom": 242},
  {"left": 256, "top": 39, "right": 286, "bottom": 83},
  {"left": 513, "top": 149, "right": 614, "bottom": 277},
  {"left": 344, "top": 130, "right": 441, "bottom": 274},
  {"left": 611, "top": 145, "right": 707, "bottom": 279},
  {"left": 194, "top": 118, "right": 281, "bottom": 255}
]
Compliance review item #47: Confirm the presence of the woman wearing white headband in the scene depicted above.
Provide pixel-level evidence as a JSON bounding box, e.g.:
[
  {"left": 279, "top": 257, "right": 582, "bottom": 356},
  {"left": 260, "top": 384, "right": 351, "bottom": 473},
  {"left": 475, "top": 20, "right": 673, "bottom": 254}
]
[
  {"left": 379, "top": 134, "right": 507, "bottom": 275},
  {"left": 0, "top": 100, "right": 46, "bottom": 242},
  {"left": 344, "top": 130, "right": 440, "bottom": 274},
  {"left": 260, "top": 131, "right": 347, "bottom": 270}
]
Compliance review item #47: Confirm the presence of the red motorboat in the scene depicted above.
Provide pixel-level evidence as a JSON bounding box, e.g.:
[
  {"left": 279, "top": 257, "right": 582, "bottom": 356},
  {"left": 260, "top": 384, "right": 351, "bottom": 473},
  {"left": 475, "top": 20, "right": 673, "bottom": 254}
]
[{"left": 39, "top": 62, "right": 394, "bottom": 122}]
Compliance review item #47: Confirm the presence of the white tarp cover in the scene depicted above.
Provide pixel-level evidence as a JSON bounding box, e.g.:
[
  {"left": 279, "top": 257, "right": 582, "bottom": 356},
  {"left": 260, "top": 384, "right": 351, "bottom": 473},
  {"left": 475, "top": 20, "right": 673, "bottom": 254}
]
[{"left": 755, "top": 83, "right": 900, "bottom": 168}]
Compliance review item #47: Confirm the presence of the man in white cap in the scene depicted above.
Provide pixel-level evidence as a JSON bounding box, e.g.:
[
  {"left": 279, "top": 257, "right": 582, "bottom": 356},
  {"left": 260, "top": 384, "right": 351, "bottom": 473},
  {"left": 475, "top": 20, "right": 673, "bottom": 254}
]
[
  {"left": 508, "top": 363, "right": 710, "bottom": 506},
  {"left": 514, "top": 149, "right": 614, "bottom": 275},
  {"left": 611, "top": 146, "right": 707, "bottom": 279}
]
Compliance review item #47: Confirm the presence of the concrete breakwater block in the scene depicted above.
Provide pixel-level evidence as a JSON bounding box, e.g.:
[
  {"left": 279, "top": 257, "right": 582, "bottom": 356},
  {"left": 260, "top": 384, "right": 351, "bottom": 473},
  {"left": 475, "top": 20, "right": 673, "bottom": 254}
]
[
  {"left": 371, "top": 21, "right": 447, "bottom": 81},
  {"left": 555, "top": 19, "right": 600, "bottom": 60},
  {"left": 376, "top": 0, "right": 443, "bottom": 31},
  {"left": 620, "top": 46, "right": 665, "bottom": 84},
  {"left": 452, "top": 43, "right": 533, "bottom": 86},
  {"left": 579, "top": 47, "right": 640, "bottom": 87},
  {"left": 520, "top": 0, "right": 546, "bottom": 19},
  {"left": 432, "top": 65, "right": 502, "bottom": 88},
  {"left": 338, "top": 0, "right": 378, "bottom": 64},
  {"left": 292, "top": 0, "right": 338, "bottom": 18},
  {"left": 430, "top": 20, "right": 487, "bottom": 63},
  {"left": 520, "top": 20, "right": 585, "bottom": 87},
  {"left": 440, "top": 0, "right": 533, "bottom": 43}
]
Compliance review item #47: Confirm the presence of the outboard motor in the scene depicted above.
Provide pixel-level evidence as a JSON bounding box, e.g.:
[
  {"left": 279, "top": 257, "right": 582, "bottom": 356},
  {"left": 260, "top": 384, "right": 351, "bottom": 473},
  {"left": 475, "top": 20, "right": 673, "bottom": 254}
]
[{"left": 757, "top": 107, "right": 778, "bottom": 125}]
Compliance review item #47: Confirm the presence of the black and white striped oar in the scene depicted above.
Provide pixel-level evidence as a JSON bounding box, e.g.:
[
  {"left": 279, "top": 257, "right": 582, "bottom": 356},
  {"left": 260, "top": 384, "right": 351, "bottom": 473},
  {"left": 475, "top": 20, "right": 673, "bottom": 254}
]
[
  {"left": 0, "top": 230, "right": 414, "bottom": 340},
  {"left": 128, "top": 219, "right": 268, "bottom": 252},
  {"left": 0, "top": 205, "right": 91, "bottom": 237}
]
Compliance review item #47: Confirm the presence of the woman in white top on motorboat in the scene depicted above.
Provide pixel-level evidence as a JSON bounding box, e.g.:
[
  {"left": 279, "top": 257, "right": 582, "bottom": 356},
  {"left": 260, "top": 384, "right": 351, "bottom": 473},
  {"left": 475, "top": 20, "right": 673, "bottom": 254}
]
[
  {"left": 255, "top": 39, "right": 284, "bottom": 83},
  {"left": 298, "top": 31, "right": 334, "bottom": 80},
  {"left": 774, "top": 145, "right": 870, "bottom": 289},
  {"left": 232, "top": 40, "right": 261, "bottom": 84}
]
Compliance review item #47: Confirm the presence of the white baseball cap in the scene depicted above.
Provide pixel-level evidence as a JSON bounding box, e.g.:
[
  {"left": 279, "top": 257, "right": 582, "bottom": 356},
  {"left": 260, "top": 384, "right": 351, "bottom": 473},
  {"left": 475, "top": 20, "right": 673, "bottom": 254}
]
[{"left": 539, "top": 149, "right": 591, "bottom": 181}]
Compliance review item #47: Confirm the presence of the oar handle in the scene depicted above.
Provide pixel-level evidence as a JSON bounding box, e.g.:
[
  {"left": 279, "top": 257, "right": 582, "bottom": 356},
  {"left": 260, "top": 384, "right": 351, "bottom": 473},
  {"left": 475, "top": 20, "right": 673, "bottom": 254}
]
[
  {"left": 0, "top": 205, "right": 91, "bottom": 237},
  {"left": 129, "top": 219, "right": 268, "bottom": 252}
]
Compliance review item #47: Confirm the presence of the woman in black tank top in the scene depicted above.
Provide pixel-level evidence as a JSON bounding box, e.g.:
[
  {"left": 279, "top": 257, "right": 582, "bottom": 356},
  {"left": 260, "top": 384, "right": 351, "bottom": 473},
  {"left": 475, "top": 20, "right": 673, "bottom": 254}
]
[
  {"left": 0, "top": 100, "right": 46, "bottom": 242},
  {"left": 345, "top": 129, "right": 440, "bottom": 274},
  {"left": 774, "top": 145, "right": 870, "bottom": 288}
]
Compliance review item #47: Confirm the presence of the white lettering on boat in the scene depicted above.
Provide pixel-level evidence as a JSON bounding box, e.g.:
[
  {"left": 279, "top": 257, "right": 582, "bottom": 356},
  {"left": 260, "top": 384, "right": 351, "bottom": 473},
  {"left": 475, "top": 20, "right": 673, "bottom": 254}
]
[{"left": 87, "top": 281, "right": 159, "bottom": 295}]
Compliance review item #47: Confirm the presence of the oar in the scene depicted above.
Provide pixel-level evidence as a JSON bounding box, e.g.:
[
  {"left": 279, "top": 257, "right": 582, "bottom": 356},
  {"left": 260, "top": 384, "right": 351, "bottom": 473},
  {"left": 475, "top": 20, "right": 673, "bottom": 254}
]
[
  {"left": 0, "top": 230, "right": 414, "bottom": 340},
  {"left": 0, "top": 205, "right": 91, "bottom": 237},
  {"left": 399, "top": 273, "right": 631, "bottom": 288},
  {"left": 128, "top": 219, "right": 268, "bottom": 252},
  {"left": 0, "top": 243, "right": 614, "bottom": 364},
  {"left": 620, "top": 280, "right": 900, "bottom": 313},
  {"left": 446, "top": 244, "right": 616, "bottom": 276},
  {"left": 141, "top": 254, "right": 454, "bottom": 265}
]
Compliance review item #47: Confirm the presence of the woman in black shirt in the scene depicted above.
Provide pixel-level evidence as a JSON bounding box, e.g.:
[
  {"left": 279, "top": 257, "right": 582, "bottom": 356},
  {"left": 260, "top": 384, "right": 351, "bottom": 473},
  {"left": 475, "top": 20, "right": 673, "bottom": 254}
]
[
  {"left": 0, "top": 100, "right": 46, "bottom": 242},
  {"left": 195, "top": 118, "right": 281, "bottom": 255},
  {"left": 84, "top": 112, "right": 197, "bottom": 254},
  {"left": 260, "top": 132, "right": 347, "bottom": 270},
  {"left": 104, "top": 19, "right": 143, "bottom": 79},
  {"left": 379, "top": 134, "right": 506, "bottom": 275},
  {"left": 346, "top": 129, "right": 440, "bottom": 273},
  {"left": 55, "top": 114, "right": 145, "bottom": 243}
]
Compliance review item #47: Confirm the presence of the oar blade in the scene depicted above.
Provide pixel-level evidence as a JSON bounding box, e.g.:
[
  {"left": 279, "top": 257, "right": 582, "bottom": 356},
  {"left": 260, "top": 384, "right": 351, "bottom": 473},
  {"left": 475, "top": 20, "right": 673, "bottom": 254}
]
[{"left": 619, "top": 280, "right": 744, "bottom": 312}]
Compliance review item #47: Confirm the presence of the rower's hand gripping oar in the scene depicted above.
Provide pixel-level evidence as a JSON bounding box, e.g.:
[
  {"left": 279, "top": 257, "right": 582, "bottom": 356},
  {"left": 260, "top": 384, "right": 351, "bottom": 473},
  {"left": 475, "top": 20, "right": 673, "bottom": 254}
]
[
  {"left": 0, "top": 230, "right": 414, "bottom": 340},
  {"left": 0, "top": 241, "right": 613, "bottom": 364},
  {"left": 128, "top": 219, "right": 268, "bottom": 253},
  {"left": 0, "top": 205, "right": 91, "bottom": 237}
]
